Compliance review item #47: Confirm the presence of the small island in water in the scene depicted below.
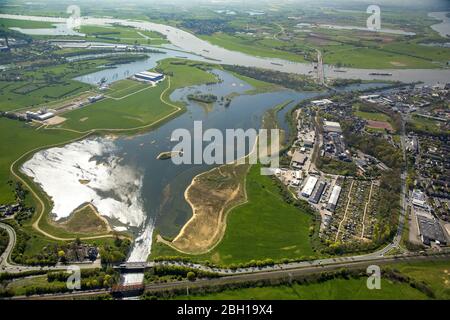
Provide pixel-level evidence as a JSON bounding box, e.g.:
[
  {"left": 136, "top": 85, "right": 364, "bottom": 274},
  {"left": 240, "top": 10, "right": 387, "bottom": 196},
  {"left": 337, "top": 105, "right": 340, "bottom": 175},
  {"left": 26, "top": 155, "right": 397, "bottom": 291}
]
[
  {"left": 157, "top": 150, "right": 183, "bottom": 160},
  {"left": 187, "top": 93, "right": 218, "bottom": 103}
]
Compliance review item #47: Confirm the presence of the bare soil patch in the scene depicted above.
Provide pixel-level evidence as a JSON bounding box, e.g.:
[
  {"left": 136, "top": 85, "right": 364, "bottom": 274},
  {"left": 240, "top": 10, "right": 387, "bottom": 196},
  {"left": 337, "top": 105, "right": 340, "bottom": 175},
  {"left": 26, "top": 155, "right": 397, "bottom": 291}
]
[
  {"left": 367, "top": 120, "right": 394, "bottom": 131},
  {"left": 169, "top": 163, "right": 250, "bottom": 254},
  {"left": 56, "top": 203, "right": 111, "bottom": 234}
]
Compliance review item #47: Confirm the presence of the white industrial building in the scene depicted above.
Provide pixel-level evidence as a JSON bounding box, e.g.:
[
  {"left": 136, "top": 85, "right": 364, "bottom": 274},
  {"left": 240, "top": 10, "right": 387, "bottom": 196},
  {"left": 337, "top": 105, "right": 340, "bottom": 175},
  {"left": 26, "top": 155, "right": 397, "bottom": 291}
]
[
  {"left": 327, "top": 185, "right": 342, "bottom": 212},
  {"left": 134, "top": 71, "right": 164, "bottom": 83},
  {"left": 311, "top": 99, "right": 333, "bottom": 106},
  {"left": 26, "top": 110, "right": 55, "bottom": 121},
  {"left": 301, "top": 176, "right": 318, "bottom": 198}
]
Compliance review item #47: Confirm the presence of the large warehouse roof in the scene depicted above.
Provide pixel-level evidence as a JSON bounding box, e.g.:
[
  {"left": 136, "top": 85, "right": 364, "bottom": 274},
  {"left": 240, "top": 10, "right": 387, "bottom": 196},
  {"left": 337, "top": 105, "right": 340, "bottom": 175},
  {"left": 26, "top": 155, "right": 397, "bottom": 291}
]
[
  {"left": 328, "top": 185, "right": 342, "bottom": 206},
  {"left": 301, "top": 176, "right": 318, "bottom": 198}
]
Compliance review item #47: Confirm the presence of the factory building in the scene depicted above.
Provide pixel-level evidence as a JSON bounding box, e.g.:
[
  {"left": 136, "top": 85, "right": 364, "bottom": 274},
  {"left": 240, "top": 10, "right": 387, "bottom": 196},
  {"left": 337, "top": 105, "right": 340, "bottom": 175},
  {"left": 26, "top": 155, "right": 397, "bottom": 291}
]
[
  {"left": 323, "top": 121, "right": 342, "bottom": 133},
  {"left": 309, "top": 181, "right": 327, "bottom": 204},
  {"left": 301, "top": 176, "right": 318, "bottom": 198},
  {"left": 311, "top": 99, "right": 333, "bottom": 107},
  {"left": 134, "top": 71, "right": 164, "bottom": 82},
  {"left": 417, "top": 215, "right": 447, "bottom": 246},
  {"left": 88, "top": 95, "right": 104, "bottom": 103},
  {"left": 291, "top": 150, "right": 307, "bottom": 168},
  {"left": 327, "top": 185, "right": 342, "bottom": 212}
]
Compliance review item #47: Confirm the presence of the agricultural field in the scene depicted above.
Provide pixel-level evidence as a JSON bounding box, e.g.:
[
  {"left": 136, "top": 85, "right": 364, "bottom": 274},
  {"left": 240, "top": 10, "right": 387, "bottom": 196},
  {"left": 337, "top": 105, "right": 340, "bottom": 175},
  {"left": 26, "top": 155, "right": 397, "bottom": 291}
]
[
  {"left": 172, "top": 278, "right": 428, "bottom": 300},
  {"left": 394, "top": 260, "right": 450, "bottom": 300},
  {"left": 60, "top": 60, "right": 218, "bottom": 132},
  {"left": 166, "top": 259, "right": 450, "bottom": 300},
  {"left": 61, "top": 81, "right": 175, "bottom": 131},
  {"left": 105, "top": 79, "right": 149, "bottom": 99},
  {"left": 79, "top": 25, "right": 169, "bottom": 46},
  {"left": 200, "top": 33, "right": 308, "bottom": 63},
  {"left": 0, "top": 18, "right": 55, "bottom": 29},
  {"left": 0, "top": 118, "right": 80, "bottom": 204}
]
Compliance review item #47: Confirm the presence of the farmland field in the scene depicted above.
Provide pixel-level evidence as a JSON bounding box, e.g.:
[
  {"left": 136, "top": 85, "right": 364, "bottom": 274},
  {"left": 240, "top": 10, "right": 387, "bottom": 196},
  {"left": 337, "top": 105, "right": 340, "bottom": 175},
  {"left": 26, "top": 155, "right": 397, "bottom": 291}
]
[{"left": 172, "top": 277, "right": 427, "bottom": 300}]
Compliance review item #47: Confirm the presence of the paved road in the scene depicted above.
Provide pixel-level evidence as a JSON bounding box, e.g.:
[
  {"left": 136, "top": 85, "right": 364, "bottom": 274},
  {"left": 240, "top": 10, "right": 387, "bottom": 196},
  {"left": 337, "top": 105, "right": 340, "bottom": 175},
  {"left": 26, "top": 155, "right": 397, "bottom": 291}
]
[
  {"left": 0, "top": 222, "right": 101, "bottom": 274},
  {"left": 0, "top": 222, "right": 16, "bottom": 270}
]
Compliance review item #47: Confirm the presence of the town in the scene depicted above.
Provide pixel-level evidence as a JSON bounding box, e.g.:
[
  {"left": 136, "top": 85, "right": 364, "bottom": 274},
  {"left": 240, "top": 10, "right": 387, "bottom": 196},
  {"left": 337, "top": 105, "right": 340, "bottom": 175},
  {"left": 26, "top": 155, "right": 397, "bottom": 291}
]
[{"left": 276, "top": 83, "right": 449, "bottom": 252}]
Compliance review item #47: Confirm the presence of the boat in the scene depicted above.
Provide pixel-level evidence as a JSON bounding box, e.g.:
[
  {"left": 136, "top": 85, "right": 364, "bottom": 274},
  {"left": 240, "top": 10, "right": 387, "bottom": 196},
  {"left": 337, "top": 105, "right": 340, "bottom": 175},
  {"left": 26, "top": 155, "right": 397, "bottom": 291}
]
[
  {"left": 369, "top": 72, "right": 393, "bottom": 76},
  {"left": 271, "top": 62, "right": 283, "bottom": 66}
]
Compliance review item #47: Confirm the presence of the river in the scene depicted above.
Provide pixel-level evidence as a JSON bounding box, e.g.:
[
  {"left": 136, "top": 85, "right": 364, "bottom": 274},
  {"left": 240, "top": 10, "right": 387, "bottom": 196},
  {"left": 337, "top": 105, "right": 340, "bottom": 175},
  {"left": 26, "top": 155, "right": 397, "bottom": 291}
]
[
  {"left": 20, "top": 64, "right": 391, "bottom": 284},
  {"left": 1, "top": 13, "right": 449, "bottom": 85}
]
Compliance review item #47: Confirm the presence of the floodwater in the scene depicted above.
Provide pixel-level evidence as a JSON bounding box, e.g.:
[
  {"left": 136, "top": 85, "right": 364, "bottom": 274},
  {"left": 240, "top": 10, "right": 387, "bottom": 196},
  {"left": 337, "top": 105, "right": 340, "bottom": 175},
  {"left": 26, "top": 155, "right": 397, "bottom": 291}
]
[
  {"left": 21, "top": 65, "right": 393, "bottom": 276},
  {"left": 429, "top": 12, "right": 450, "bottom": 38},
  {"left": 21, "top": 69, "right": 320, "bottom": 268},
  {"left": 1, "top": 13, "right": 450, "bottom": 84},
  {"left": 11, "top": 23, "right": 85, "bottom": 36}
]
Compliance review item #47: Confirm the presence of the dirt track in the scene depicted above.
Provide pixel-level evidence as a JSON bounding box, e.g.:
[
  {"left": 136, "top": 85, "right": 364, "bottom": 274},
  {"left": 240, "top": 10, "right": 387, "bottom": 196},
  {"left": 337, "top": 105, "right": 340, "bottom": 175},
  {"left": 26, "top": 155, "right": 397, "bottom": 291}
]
[{"left": 167, "top": 163, "right": 250, "bottom": 254}]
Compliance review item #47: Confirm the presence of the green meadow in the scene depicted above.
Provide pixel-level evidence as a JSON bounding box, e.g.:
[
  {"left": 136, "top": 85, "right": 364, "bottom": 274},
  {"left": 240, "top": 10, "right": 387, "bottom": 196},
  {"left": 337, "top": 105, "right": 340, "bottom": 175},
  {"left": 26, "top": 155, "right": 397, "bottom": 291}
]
[
  {"left": 0, "top": 18, "right": 55, "bottom": 29},
  {"left": 200, "top": 33, "right": 307, "bottom": 63},
  {"left": 79, "top": 25, "right": 169, "bottom": 46},
  {"left": 173, "top": 278, "right": 428, "bottom": 300},
  {"left": 61, "top": 82, "right": 174, "bottom": 131},
  {"left": 61, "top": 60, "right": 218, "bottom": 132},
  {"left": 0, "top": 118, "right": 80, "bottom": 204},
  {"left": 169, "top": 259, "right": 450, "bottom": 300}
]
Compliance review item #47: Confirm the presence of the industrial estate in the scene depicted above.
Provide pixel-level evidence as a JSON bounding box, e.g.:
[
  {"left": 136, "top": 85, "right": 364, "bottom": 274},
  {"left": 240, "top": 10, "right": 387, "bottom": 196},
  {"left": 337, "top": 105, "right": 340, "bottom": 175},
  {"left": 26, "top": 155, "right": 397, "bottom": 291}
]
[{"left": 0, "top": 0, "right": 449, "bottom": 303}]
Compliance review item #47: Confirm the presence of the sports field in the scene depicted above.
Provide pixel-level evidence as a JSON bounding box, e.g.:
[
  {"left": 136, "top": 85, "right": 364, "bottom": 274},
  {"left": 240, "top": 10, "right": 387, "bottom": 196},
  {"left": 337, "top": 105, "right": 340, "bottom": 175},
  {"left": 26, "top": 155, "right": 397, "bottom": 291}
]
[{"left": 79, "top": 25, "right": 169, "bottom": 46}]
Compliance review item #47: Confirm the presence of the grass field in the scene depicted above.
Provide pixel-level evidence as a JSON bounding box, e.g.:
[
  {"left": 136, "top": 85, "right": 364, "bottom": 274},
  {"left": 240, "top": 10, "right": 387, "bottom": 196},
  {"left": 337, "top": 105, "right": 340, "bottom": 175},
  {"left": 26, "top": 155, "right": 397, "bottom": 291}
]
[
  {"left": 0, "top": 18, "right": 55, "bottom": 29},
  {"left": 198, "top": 28, "right": 449, "bottom": 69},
  {"left": 169, "top": 259, "right": 450, "bottom": 300},
  {"left": 106, "top": 79, "right": 149, "bottom": 99},
  {"left": 322, "top": 46, "right": 440, "bottom": 69},
  {"left": 61, "top": 60, "right": 218, "bottom": 131},
  {"left": 393, "top": 260, "right": 450, "bottom": 300},
  {"left": 407, "top": 115, "right": 448, "bottom": 135},
  {"left": 173, "top": 277, "right": 427, "bottom": 300},
  {"left": 151, "top": 165, "right": 316, "bottom": 265},
  {"left": 6, "top": 275, "right": 62, "bottom": 296},
  {"left": 0, "top": 80, "right": 91, "bottom": 112},
  {"left": 62, "top": 82, "right": 174, "bottom": 131},
  {"left": 355, "top": 110, "right": 392, "bottom": 122},
  {"left": 0, "top": 57, "right": 128, "bottom": 112},
  {"left": 79, "top": 25, "right": 168, "bottom": 46},
  {"left": 200, "top": 33, "right": 307, "bottom": 63},
  {"left": 0, "top": 118, "right": 80, "bottom": 204}
]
